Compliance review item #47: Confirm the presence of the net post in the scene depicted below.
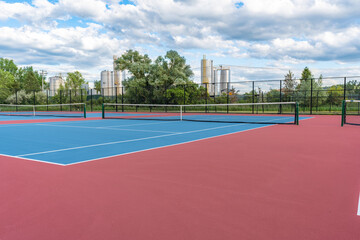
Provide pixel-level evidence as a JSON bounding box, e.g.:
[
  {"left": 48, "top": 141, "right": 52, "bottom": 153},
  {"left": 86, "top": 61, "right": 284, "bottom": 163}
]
[
  {"left": 102, "top": 103, "right": 105, "bottom": 119},
  {"left": 84, "top": 104, "right": 87, "bottom": 118},
  {"left": 33, "top": 105, "right": 36, "bottom": 116},
  {"left": 341, "top": 100, "right": 345, "bottom": 126}
]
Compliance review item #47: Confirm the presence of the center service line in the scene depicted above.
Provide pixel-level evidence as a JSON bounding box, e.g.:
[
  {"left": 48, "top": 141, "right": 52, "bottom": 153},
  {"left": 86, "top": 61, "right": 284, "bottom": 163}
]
[{"left": 358, "top": 193, "right": 360, "bottom": 216}]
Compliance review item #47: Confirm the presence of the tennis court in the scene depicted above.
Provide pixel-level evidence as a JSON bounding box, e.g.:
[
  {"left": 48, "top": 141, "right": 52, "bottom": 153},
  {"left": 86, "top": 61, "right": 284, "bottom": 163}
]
[
  {"left": 0, "top": 103, "right": 359, "bottom": 240},
  {"left": 0, "top": 116, "right": 305, "bottom": 165}
]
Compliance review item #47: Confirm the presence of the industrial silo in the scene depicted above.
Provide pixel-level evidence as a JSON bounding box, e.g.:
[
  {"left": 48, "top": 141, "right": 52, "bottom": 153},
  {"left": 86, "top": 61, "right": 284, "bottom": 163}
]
[
  {"left": 201, "top": 55, "right": 213, "bottom": 93},
  {"left": 220, "top": 68, "right": 230, "bottom": 94},
  {"left": 101, "top": 70, "right": 114, "bottom": 96}
]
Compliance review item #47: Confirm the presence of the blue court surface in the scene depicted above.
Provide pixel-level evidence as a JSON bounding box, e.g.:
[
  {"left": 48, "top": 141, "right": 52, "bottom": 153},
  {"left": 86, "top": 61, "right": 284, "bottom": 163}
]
[{"left": 0, "top": 117, "right": 307, "bottom": 165}]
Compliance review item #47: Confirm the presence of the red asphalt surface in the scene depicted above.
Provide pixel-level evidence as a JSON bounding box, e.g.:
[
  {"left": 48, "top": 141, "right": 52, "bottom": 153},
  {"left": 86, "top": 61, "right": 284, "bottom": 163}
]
[{"left": 0, "top": 115, "right": 359, "bottom": 240}]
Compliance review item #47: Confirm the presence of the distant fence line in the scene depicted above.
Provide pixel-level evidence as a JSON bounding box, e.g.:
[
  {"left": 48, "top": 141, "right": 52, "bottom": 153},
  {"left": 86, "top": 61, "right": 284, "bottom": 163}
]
[{"left": 1, "top": 76, "right": 359, "bottom": 114}]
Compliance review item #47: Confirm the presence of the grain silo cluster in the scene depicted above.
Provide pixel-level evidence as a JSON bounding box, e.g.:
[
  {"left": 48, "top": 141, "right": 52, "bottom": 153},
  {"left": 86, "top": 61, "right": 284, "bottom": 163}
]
[{"left": 201, "top": 55, "right": 230, "bottom": 96}]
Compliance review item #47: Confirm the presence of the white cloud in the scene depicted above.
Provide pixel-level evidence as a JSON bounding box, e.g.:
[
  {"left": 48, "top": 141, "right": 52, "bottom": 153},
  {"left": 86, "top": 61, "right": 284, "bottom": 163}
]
[
  {"left": 59, "top": 0, "right": 107, "bottom": 19},
  {"left": 0, "top": 0, "right": 360, "bottom": 80}
]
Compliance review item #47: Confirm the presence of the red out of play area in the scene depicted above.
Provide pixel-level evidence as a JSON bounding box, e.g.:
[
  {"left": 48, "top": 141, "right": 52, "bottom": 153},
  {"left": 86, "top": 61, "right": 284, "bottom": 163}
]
[{"left": 0, "top": 115, "right": 359, "bottom": 240}]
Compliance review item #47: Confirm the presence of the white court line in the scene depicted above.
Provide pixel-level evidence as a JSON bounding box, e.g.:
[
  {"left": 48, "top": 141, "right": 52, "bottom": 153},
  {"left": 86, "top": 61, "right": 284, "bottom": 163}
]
[
  {"left": 0, "top": 153, "right": 64, "bottom": 166},
  {"left": 99, "top": 127, "right": 178, "bottom": 133},
  {"left": 19, "top": 116, "right": 294, "bottom": 158},
  {"left": 358, "top": 193, "right": 360, "bottom": 216},
  {"left": 100, "top": 121, "right": 175, "bottom": 127},
  {"left": 66, "top": 123, "right": 274, "bottom": 166},
  {"left": 35, "top": 123, "right": 178, "bottom": 134},
  {"left": 17, "top": 123, "right": 243, "bottom": 157}
]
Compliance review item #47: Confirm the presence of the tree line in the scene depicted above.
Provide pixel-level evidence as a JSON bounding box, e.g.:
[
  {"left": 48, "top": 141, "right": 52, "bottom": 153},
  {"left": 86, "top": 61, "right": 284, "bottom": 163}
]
[{"left": 0, "top": 58, "right": 87, "bottom": 104}]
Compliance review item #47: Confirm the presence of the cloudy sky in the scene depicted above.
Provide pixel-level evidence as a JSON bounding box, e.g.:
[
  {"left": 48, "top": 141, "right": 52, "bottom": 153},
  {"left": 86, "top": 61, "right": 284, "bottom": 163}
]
[{"left": 1, "top": 0, "right": 360, "bottom": 85}]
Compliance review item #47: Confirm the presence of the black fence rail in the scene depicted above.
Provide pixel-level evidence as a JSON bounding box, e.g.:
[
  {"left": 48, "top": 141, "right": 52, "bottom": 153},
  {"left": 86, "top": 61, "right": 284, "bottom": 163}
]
[{"left": 1, "top": 76, "right": 359, "bottom": 115}]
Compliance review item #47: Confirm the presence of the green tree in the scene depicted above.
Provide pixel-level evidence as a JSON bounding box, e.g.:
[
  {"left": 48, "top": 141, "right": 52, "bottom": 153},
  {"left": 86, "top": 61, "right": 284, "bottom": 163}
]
[
  {"left": 65, "top": 71, "right": 86, "bottom": 91},
  {"left": 0, "top": 58, "right": 18, "bottom": 75},
  {"left": 94, "top": 80, "right": 101, "bottom": 93},
  {"left": 63, "top": 71, "right": 86, "bottom": 103},
  {"left": 326, "top": 85, "right": 343, "bottom": 106},
  {"left": 266, "top": 89, "right": 281, "bottom": 102},
  {"left": 22, "top": 69, "right": 41, "bottom": 92},
  {"left": 16, "top": 67, "right": 43, "bottom": 91},
  {"left": 0, "top": 69, "right": 16, "bottom": 103},
  {"left": 283, "top": 70, "right": 296, "bottom": 101},
  {"left": 115, "top": 50, "right": 195, "bottom": 104},
  {"left": 346, "top": 80, "right": 360, "bottom": 98},
  {"left": 296, "top": 67, "right": 325, "bottom": 107}
]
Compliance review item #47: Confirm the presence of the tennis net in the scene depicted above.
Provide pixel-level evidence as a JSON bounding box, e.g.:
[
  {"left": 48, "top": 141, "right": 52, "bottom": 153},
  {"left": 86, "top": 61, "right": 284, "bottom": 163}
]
[
  {"left": 102, "top": 102, "right": 299, "bottom": 124},
  {"left": 0, "top": 103, "right": 86, "bottom": 118},
  {"left": 341, "top": 100, "right": 360, "bottom": 126}
]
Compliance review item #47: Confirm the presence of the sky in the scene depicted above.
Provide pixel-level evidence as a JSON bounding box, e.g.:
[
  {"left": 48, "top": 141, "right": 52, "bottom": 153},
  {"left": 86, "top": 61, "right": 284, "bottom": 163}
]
[{"left": 1, "top": 0, "right": 360, "bottom": 86}]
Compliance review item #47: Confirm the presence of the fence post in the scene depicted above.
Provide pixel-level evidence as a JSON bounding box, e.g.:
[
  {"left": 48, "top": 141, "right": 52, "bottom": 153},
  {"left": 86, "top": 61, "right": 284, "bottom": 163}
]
[
  {"left": 279, "top": 80, "right": 282, "bottom": 114},
  {"left": 69, "top": 90, "right": 72, "bottom": 111},
  {"left": 183, "top": 85, "right": 186, "bottom": 105},
  {"left": 90, "top": 89, "right": 93, "bottom": 112},
  {"left": 15, "top": 90, "right": 18, "bottom": 111},
  {"left": 252, "top": 81, "right": 255, "bottom": 114},
  {"left": 205, "top": 83, "right": 208, "bottom": 113},
  {"left": 343, "top": 77, "right": 347, "bottom": 100},
  {"left": 121, "top": 87, "right": 124, "bottom": 112},
  {"left": 310, "top": 78, "right": 313, "bottom": 115},
  {"left": 316, "top": 91, "right": 319, "bottom": 112},
  {"left": 115, "top": 87, "right": 118, "bottom": 112},
  {"left": 33, "top": 90, "right": 36, "bottom": 105},
  {"left": 226, "top": 82, "right": 229, "bottom": 113}
]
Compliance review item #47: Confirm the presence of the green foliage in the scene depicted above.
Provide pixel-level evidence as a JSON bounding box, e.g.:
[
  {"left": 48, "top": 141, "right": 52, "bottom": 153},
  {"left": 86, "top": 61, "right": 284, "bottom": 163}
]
[
  {"left": 296, "top": 68, "right": 326, "bottom": 106},
  {"left": 243, "top": 90, "right": 261, "bottom": 103},
  {"left": 266, "top": 89, "right": 281, "bottom": 102},
  {"left": 346, "top": 80, "right": 360, "bottom": 97},
  {"left": 326, "top": 85, "right": 343, "bottom": 105},
  {"left": 5, "top": 90, "right": 47, "bottom": 104},
  {"left": 22, "top": 69, "right": 41, "bottom": 92},
  {"left": 0, "top": 69, "right": 16, "bottom": 103},
  {"left": 0, "top": 58, "right": 18, "bottom": 75},
  {"left": 94, "top": 80, "right": 101, "bottom": 93},
  {"left": 283, "top": 70, "right": 297, "bottom": 99},
  {"left": 65, "top": 71, "right": 86, "bottom": 91},
  {"left": 115, "top": 50, "right": 195, "bottom": 104}
]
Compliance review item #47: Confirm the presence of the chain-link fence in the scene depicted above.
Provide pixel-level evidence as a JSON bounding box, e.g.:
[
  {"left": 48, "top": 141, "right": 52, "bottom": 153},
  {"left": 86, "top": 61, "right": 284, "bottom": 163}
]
[{"left": 1, "top": 76, "right": 359, "bottom": 114}]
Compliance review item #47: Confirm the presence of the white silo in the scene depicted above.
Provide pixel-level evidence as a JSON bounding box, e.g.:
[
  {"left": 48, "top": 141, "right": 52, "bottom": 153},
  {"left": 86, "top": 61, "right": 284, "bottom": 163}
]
[
  {"left": 220, "top": 68, "right": 230, "bottom": 94},
  {"left": 49, "top": 76, "right": 64, "bottom": 96},
  {"left": 101, "top": 70, "right": 114, "bottom": 96}
]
